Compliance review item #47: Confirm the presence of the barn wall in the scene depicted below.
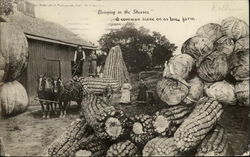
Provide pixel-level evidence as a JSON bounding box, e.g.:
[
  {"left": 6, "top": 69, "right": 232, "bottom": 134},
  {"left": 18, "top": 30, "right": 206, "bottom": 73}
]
[
  {"left": 24, "top": 39, "right": 92, "bottom": 104},
  {"left": 26, "top": 39, "right": 71, "bottom": 104},
  {"left": 27, "top": 39, "right": 44, "bottom": 104}
]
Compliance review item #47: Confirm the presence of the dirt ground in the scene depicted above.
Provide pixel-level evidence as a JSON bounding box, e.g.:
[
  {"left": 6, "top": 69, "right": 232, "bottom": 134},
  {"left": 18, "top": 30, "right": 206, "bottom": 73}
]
[{"left": 0, "top": 100, "right": 248, "bottom": 156}]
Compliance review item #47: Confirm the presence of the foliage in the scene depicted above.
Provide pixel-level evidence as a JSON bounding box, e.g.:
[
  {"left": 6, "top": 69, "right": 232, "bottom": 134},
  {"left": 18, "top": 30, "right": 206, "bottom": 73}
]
[
  {"left": 0, "top": 0, "right": 14, "bottom": 16},
  {"left": 98, "top": 23, "right": 177, "bottom": 72}
]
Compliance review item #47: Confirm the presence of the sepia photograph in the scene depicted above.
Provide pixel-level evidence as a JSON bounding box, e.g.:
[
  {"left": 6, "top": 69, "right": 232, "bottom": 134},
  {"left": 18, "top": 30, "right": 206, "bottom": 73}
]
[{"left": 0, "top": 0, "right": 249, "bottom": 156}]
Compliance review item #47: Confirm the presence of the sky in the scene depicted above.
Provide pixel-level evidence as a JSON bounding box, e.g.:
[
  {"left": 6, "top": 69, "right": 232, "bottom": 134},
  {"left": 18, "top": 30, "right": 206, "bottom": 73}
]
[{"left": 29, "top": 0, "right": 249, "bottom": 52}]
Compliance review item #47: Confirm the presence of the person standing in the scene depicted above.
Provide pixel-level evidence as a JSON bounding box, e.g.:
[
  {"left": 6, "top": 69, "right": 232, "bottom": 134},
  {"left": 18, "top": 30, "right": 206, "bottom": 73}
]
[
  {"left": 137, "top": 79, "right": 148, "bottom": 102},
  {"left": 120, "top": 80, "right": 132, "bottom": 104},
  {"left": 73, "top": 45, "right": 85, "bottom": 77},
  {"left": 97, "top": 51, "right": 107, "bottom": 78},
  {"left": 89, "top": 50, "right": 98, "bottom": 77}
]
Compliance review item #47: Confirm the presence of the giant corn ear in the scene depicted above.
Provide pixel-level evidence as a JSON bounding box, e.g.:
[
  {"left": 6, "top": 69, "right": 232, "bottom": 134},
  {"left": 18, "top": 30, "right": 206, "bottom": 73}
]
[
  {"left": 143, "top": 137, "right": 180, "bottom": 156},
  {"left": 174, "top": 97, "right": 223, "bottom": 152},
  {"left": 78, "top": 77, "right": 120, "bottom": 93},
  {"left": 76, "top": 135, "right": 109, "bottom": 157},
  {"left": 129, "top": 114, "right": 156, "bottom": 146},
  {"left": 106, "top": 140, "right": 141, "bottom": 157},
  {"left": 81, "top": 94, "right": 130, "bottom": 141},
  {"left": 102, "top": 45, "right": 130, "bottom": 85},
  {"left": 44, "top": 119, "right": 94, "bottom": 157},
  {"left": 153, "top": 105, "right": 191, "bottom": 136},
  {"left": 196, "top": 125, "right": 234, "bottom": 156}
]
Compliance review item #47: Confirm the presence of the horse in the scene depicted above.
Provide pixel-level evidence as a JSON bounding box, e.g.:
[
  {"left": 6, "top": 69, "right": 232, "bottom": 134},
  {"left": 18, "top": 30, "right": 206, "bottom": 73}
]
[
  {"left": 53, "top": 78, "right": 83, "bottom": 118},
  {"left": 37, "top": 75, "right": 55, "bottom": 119},
  {"left": 53, "top": 76, "right": 114, "bottom": 118}
]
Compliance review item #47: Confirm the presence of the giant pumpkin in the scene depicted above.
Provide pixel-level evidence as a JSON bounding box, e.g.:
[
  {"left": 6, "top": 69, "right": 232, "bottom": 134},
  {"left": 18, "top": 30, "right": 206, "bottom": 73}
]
[
  {"left": 0, "top": 22, "right": 28, "bottom": 82},
  {"left": 0, "top": 81, "right": 29, "bottom": 118}
]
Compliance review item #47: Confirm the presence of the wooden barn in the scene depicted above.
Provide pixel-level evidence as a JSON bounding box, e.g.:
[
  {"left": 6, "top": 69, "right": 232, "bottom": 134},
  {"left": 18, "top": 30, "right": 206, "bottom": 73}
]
[{"left": 5, "top": 1, "right": 96, "bottom": 104}]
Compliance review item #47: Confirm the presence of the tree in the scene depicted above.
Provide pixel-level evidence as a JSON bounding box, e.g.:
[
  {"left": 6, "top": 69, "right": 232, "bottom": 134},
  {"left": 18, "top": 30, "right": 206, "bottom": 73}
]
[
  {"left": 151, "top": 32, "right": 177, "bottom": 67},
  {"left": 0, "top": 0, "right": 14, "bottom": 16},
  {"left": 98, "top": 22, "right": 177, "bottom": 72}
]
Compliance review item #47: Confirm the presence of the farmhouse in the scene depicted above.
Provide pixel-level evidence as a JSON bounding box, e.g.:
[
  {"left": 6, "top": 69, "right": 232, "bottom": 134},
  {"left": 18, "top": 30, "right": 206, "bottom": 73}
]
[{"left": 5, "top": 1, "right": 97, "bottom": 103}]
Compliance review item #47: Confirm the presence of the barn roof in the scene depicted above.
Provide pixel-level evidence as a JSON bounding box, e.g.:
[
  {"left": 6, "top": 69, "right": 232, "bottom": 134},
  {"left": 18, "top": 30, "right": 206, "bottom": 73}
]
[{"left": 5, "top": 12, "right": 97, "bottom": 49}]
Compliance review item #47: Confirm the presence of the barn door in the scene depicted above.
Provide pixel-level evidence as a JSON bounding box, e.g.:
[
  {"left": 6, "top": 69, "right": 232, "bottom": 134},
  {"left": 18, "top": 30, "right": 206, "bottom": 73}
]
[
  {"left": 60, "top": 60, "right": 72, "bottom": 82},
  {"left": 45, "top": 59, "right": 60, "bottom": 78}
]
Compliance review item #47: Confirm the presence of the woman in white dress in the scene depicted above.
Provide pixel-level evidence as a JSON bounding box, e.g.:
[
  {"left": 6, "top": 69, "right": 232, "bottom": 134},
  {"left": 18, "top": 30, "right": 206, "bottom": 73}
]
[{"left": 120, "top": 80, "right": 132, "bottom": 104}]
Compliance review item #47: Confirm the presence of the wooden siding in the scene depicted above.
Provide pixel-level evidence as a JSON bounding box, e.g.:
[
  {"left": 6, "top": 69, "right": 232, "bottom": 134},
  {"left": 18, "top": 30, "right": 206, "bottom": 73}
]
[
  {"left": 24, "top": 39, "right": 91, "bottom": 104},
  {"left": 60, "top": 60, "right": 71, "bottom": 82},
  {"left": 45, "top": 59, "right": 60, "bottom": 78}
]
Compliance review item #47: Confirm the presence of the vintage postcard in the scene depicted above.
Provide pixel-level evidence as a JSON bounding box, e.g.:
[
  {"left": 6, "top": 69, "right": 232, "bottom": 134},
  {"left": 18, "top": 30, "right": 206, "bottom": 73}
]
[{"left": 0, "top": 0, "right": 249, "bottom": 156}]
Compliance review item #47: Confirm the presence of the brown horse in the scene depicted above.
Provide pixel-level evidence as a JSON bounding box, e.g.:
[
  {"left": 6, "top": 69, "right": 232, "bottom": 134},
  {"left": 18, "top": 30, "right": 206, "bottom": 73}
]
[
  {"left": 53, "top": 78, "right": 83, "bottom": 118},
  {"left": 37, "top": 75, "right": 55, "bottom": 119}
]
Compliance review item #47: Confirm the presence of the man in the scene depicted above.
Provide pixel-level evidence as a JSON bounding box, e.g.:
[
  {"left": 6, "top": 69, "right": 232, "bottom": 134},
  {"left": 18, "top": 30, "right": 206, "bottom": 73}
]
[{"left": 73, "top": 45, "right": 85, "bottom": 77}]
